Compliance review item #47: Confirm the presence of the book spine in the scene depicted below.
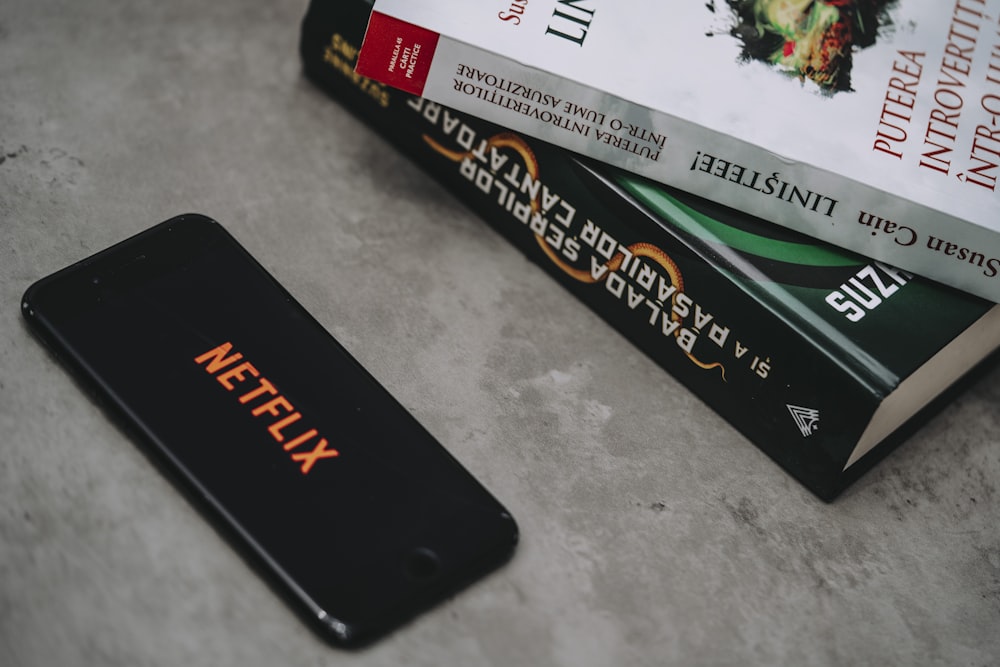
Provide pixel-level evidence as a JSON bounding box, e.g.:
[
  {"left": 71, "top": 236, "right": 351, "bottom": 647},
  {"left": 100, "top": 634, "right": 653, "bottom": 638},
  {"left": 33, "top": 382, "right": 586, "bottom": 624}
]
[
  {"left": 355, "top": 10, "right": 1000, "bottom": 304},
  {"left": 301, "top": 0, "right": 911, "bottom": 501}
]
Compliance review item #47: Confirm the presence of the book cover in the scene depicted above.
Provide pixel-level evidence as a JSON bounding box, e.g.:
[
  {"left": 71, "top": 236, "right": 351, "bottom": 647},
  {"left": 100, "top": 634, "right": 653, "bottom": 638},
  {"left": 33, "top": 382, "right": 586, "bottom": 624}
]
[
  {"left": 354, "top": 0, "right": 1000, "bottom": 304},
  {"left": 301, "top": 0, "right": 1000, "bottom": 500}
]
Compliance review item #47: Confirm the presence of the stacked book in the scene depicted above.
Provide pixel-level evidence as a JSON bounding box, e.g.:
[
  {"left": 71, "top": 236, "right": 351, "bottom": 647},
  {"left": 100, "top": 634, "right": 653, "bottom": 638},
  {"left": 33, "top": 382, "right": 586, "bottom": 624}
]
[{"left": 300, "top": 0, "right": 1000, "bottom": 500}]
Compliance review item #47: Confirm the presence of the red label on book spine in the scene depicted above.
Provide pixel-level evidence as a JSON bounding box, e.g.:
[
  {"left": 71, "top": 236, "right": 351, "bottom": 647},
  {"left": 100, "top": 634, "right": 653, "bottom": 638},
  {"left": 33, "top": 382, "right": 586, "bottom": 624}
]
[{"left": 356, "top": 12, "right": 439, "bottom": 97}]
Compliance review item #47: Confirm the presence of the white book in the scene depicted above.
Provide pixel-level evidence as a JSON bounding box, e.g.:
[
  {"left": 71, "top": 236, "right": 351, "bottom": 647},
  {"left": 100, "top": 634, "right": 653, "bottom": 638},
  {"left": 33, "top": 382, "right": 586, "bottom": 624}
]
[{"left": 356, "top": 0, "right": 1000, "bottom": 302}]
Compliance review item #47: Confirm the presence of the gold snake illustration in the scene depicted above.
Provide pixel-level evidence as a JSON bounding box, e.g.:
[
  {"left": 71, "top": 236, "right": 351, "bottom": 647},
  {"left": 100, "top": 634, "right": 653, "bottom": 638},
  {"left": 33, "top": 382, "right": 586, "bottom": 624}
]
[{"left": 424, "top": 131, "right": 725, "bottom": 379}]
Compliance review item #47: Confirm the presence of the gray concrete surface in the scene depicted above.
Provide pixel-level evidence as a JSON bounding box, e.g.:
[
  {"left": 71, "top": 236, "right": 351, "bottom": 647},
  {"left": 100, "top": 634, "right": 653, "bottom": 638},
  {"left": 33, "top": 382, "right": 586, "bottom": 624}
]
[{"left": 2, "top": 1, "right": 999, "bottom": 665}]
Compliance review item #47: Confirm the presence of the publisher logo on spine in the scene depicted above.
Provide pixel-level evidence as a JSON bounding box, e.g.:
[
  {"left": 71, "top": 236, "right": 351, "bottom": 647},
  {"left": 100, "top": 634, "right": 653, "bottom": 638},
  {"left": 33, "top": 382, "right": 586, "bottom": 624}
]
[
  {"left": 356, "top": 12, "right": 439, "bottom": 97},
  {"left": 787, "top": 404, "right": 819, "bottom": 438}
]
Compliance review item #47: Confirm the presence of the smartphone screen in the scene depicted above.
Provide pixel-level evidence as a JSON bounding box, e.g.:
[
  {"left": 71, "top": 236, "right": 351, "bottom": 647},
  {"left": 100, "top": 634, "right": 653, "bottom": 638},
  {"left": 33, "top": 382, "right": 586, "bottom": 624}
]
[{"left": 21, "top": 214, "right": 518, "bottom": 647}]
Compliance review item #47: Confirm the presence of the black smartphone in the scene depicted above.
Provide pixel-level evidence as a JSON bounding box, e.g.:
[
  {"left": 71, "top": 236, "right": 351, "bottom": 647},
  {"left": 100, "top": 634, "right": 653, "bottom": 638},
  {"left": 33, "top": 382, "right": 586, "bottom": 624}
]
[{"left": 21, "top": 213, "right": 518, "bottom": 647}]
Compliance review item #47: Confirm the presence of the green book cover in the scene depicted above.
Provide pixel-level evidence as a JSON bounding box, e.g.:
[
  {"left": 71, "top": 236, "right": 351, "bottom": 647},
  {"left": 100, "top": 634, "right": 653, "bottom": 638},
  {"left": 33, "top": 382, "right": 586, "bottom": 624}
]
[{"left": 300, "top": 0, "right": 1000, "bottom": 500}]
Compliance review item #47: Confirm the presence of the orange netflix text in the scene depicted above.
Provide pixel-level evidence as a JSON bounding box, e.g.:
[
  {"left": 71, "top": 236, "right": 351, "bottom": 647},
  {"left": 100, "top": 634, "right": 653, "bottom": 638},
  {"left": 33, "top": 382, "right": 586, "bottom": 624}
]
[{"left": 194, "top": 342, "right": 339, "bottom": 474}]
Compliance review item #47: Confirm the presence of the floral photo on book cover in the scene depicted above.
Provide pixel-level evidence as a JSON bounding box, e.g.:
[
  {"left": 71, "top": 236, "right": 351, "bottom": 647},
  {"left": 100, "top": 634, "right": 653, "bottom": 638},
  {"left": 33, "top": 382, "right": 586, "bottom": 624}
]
[{"left": 714, "top": 0, "right": 900, "bottom": 93}]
